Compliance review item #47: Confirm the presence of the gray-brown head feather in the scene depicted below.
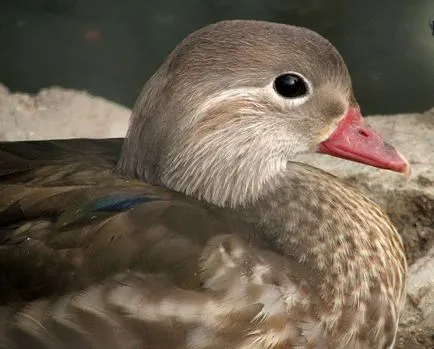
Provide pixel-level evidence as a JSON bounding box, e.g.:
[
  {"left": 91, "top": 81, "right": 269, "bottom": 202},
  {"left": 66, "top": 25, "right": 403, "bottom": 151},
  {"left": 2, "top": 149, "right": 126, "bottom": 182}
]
[{"left": 116, "top": 20, "right": 354, "bottom": 207}]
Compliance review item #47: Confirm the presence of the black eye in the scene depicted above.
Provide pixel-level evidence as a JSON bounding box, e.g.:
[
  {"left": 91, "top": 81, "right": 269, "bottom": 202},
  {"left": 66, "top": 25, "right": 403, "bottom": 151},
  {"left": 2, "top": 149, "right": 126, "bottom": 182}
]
[{"left": 273, "top": 73, "right": 308, "bottom": 98}]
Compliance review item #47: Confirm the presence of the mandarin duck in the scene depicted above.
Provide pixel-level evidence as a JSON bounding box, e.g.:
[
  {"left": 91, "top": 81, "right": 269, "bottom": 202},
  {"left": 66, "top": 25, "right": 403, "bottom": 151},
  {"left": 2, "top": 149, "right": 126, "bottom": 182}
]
[{"left": 0, "top": 20, "right": 409, "bottom": 349}]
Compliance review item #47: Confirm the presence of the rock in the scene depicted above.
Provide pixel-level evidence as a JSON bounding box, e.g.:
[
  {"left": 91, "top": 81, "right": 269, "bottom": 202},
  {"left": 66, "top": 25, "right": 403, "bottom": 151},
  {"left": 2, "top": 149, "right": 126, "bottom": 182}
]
[
  {"left": 395, "top": 246, "right": 434, "bottom": 349},
  {"left": 0, "top": 83, "right": 130, "bottom": 141},
  {"left": 0, "top": 83, "right": 433, "bottom": 348},
  {"left": 401, "top": 245, "right": 434, "bottom": 327}
]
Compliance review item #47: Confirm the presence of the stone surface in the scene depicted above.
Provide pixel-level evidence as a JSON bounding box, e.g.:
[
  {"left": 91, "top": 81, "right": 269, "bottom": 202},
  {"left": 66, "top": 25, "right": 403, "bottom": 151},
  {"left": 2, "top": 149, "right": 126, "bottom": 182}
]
[
  {"left": 0, "top": 83, "right": 433, "bottom": 348},
  {"left": 0, "top": 83, "right": 130, "bottom": 141}
]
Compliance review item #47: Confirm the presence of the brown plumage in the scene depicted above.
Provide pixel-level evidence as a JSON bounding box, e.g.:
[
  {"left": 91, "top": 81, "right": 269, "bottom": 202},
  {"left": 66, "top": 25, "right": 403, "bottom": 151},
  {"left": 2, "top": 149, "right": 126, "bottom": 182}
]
[{"left": 0, "top": 20, "right": 408, "bottom": 348}]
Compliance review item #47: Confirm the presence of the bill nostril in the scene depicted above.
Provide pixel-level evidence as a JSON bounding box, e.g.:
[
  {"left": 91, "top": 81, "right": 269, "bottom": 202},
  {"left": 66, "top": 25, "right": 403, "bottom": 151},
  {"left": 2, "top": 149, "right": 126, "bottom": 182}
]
[{"left": 358, "top": 129, "right": 370, "bottom": 137}]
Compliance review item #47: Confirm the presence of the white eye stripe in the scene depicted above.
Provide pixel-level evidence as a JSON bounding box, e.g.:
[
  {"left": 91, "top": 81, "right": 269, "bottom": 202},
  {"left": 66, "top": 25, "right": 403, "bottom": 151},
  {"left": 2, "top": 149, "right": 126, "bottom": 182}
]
[{"left": 196, "top": 73, "right": 312, "bottom": 118}]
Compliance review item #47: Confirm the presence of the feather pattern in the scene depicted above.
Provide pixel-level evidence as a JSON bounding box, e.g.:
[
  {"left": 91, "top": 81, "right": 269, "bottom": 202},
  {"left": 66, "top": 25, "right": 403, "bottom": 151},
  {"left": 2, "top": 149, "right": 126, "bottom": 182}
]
[
  {"left": 0, "top": 140, "right": 311, "bottom": 348},
  {"left": 0, "top": 139, "right": 406, "bottom": 348}
]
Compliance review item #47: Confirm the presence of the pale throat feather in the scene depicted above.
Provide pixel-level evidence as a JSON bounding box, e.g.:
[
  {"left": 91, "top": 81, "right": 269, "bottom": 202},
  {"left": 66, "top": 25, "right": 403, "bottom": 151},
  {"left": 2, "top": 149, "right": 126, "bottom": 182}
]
[{"left": 161, "top": 86, "right": 311, "bottom": 208}]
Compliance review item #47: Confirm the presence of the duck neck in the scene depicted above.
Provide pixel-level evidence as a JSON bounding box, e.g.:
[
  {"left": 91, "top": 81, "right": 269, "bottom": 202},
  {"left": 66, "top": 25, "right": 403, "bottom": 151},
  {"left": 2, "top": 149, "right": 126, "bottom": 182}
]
[{"left": 239, "top": 162, "right": 406, "bottom": 306}]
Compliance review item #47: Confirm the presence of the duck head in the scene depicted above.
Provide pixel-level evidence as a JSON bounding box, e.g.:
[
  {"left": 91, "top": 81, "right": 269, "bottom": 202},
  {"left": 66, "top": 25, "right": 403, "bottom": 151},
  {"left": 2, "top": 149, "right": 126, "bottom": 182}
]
[{"left": 116, "top": 20, "right": 409, "bottom": 207}]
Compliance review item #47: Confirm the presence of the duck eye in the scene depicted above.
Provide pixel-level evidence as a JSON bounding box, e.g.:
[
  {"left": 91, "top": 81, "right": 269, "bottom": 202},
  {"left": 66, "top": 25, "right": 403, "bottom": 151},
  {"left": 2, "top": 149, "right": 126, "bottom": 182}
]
[{"left": 273, "top": 73, "right": 308, "bottom": 98}]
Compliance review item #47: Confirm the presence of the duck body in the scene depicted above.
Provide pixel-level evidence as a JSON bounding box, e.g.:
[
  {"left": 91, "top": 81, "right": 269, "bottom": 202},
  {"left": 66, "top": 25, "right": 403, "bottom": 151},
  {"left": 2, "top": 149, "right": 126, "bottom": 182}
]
[
  {"left": 0, "top": 138, "right": 406, "bottom": 349},
  {"left": 0, "top": 20, "right": 408, "bottom": 349}
]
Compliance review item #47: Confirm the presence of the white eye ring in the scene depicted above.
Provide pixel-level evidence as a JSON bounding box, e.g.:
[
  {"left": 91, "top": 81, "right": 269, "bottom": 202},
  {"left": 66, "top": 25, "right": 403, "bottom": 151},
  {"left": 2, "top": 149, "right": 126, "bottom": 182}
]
[
  {"left": 267, "top": 71, "right": 312, "bottom": 108},
  {"left": 273, "top": 73, "right": 310, "bottom": 98}
]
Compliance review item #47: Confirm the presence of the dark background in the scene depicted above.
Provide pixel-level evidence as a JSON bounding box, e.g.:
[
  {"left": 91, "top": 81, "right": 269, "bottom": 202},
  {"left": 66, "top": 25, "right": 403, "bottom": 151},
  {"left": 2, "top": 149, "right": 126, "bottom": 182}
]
[{"left": 0, "top": 0, "right": 433, "bottom": 115}]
